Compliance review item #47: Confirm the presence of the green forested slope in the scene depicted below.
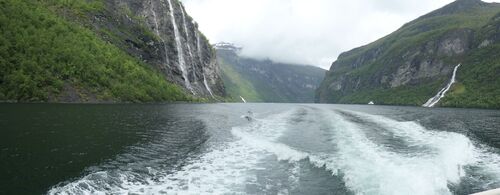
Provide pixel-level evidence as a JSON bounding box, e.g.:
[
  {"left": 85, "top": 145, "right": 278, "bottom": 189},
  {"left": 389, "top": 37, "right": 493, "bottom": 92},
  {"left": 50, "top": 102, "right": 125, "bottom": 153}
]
[
  {"left": 219, "top": 58, "right": 264, "bottom": 102},
  {"left": 0, "top": 0, "right": 188, "bottom": 102},
  {"left": 217, "top": 46, "right": 325, "bottom": 103},
  {"left": 316, "top": 0, "right": 500, "bottom": 108}
]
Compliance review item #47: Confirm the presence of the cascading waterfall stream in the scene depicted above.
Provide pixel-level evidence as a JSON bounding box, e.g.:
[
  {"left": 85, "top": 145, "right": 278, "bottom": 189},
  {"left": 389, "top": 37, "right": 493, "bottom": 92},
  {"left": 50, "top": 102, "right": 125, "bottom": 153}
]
[
  {"left": 149, "top": 1, "right": 170, "bottom": 67},
  {"left": 203, "top": 74, "right": 214, "bottom": 98},
  {"left": 167, "top": 0, "right": 195, "bottom": 95},
  {"left": 195, "top": 28, "right": 214, "bottom": 97},
  {"left": 195, "top": 30, "right": 203, "bottom": 65},
  {"left": 179, "top": 5, "right": 197, "bottom": 82},
  {"left": 423, "top": 64, "right": 461, "bottom": 107}
]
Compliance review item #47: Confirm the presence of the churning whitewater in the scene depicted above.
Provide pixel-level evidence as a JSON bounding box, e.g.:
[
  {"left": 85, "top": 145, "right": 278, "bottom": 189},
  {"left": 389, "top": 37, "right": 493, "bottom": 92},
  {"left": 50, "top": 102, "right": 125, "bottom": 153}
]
[{"left": 48, "top": 105, "right": 500, "bottom": 195}]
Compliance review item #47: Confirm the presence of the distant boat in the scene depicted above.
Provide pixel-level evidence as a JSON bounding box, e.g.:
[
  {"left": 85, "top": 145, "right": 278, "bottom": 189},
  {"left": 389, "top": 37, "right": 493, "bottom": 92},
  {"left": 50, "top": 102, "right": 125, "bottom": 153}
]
[{"left": 368, "top": 101, "right": 375, "bottom": 105}]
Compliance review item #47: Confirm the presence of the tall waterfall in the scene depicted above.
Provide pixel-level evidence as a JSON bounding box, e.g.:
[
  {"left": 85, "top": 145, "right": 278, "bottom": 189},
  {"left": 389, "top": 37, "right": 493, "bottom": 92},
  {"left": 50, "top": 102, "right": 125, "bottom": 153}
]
[
  {"left": 422, "top": 64, "right": 461, "bottom": 107},
  {"left": 195, "top": 29, "right": 203, "bottom": 64},
  {"left": 203, "top": 74, "right": 214, "bottom": 98},
  {"left": 195, "top": 30, "right": 215, "bottom": 98},
  {"left": 167, "top": 0, "right": 194, "bottom": 94},
  {"left": 179, "top": 5, "right": 197, "bottom": 82},
  {"left": 149, "top": 1, "right": 170, "bottom": 66}
]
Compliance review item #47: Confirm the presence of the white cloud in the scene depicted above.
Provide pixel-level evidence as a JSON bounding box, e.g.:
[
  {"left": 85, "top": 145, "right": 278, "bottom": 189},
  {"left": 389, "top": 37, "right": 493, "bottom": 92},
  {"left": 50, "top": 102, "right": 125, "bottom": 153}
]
[{"left": 181, "top": 0, "right": 500, "bottom": 69}]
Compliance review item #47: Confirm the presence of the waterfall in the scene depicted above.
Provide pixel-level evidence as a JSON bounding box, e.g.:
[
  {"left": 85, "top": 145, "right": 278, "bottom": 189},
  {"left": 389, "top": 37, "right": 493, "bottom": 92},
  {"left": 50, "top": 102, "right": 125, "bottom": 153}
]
[
  {"left": 179, "top": 5, "right": 197, "bottom": 82},
  {"left": 195, "top": 29, "right": 215, "bottom": 98},
  {"left": 195, "top": 29, "right": 203, "bottom": 64},
  {"left": 203, "top": 74, "right": 215, "bottom": 98},
  {"left": 240, "top": 96, "right": 247, "bottom": 103},
  {"left": 167, "top": 0, "right": 195, "bottom": 95},
  {"left": 149, "top": 1, "right": 170, "bottom": 66},
  {"left": 422, "top": 64, "right": 461, "bottom": 107}
]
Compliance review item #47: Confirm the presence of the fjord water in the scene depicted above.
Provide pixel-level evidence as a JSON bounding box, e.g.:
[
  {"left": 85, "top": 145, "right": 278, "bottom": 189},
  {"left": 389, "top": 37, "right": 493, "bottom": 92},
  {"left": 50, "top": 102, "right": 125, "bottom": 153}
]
[{"left": 1, "top": 104, "right": 500, "bottom": 194}]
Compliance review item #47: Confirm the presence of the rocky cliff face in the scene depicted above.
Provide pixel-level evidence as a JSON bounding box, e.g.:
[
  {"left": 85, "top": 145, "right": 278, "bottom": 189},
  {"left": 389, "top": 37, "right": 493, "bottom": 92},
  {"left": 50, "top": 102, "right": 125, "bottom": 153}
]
[
  {"left": 316, "top": 0, "right": 500, "bottom": 107},
  {"left": 91, "top": 0, "right": 224, "bottom": 98}
]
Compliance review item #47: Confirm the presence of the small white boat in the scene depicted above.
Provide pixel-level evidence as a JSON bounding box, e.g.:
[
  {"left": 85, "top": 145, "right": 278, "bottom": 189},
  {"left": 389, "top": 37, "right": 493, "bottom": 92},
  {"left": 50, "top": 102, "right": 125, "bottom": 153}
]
[{"left": 368, "top": 101, "right": 375, "bottom": 105}]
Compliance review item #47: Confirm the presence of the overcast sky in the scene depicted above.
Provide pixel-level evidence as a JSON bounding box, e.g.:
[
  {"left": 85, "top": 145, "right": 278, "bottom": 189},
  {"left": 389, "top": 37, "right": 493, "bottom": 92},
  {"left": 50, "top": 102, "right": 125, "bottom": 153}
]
[{"left": 181, "top": 0, "right": 500, "bottom": 69}]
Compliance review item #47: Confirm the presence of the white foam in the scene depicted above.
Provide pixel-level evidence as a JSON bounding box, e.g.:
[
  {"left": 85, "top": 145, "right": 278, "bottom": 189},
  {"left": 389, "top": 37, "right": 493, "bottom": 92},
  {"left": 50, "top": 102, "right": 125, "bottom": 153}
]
[
  {"left": 232, "top": 128, "right": 308, "bottom": 162},
  {"left": 316, "top": 109, "right": 500, "bottom": 195},
  {"left": 48, "top": 107, "right": 500, "bottom": 195},
  {"left": 318, "top": 110, "right": 458, "bottom": 194},
  {"left": 139, "top": 109, "right": 304, "bottom": 194},
  {"left": 49, "top": 109, "right": 302, "bottom": 194}
]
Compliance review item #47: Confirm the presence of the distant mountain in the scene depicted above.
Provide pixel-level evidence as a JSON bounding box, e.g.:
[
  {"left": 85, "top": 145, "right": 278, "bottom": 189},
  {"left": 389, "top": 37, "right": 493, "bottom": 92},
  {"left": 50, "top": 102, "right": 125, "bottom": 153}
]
[
  {"left": 0, "top": 0, "right": 224, "bottom": 103},
  {"left": 316, "top": 0, "right": 500, "bottom": 109},
  {"left": 216, "top": 43, "right": 325, "bottom": 103}
]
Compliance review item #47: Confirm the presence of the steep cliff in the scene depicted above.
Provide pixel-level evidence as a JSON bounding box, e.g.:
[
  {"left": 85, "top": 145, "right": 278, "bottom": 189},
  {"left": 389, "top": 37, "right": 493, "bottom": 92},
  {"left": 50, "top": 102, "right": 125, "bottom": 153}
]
[
  {"left": 0, "top": 0, "right": 224, "bottom": 102},
  {"left": 216, "top": 43, "right": 325, "bottom": 103},
  {"left": 100, "top": 0, "right": 224, "bottom": 97},
  {"left": 316, "top": 0, "right": 500, "bottom": 108}
]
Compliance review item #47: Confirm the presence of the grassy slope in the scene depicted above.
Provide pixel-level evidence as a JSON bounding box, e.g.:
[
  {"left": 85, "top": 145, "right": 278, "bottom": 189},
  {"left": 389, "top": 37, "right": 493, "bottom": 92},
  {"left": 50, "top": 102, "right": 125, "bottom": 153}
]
[
  {"left": 321, "top": 3, "right": 500, "bottom": 108},
  {"left": 219, "top": 53, "right": 326, "bottom": 103},
  {"left": 442, "top": 43, "right": 500, "bottom": 108},
  {"left": 440, "top": 12, "right": 500, "bottom": 108},
  {"left": 219, "top": 58, "right": 263, "bottom": 102},
  {"left": 0, "top": 0, "right": 190, "bottom": 102},
  {"left": 335, "top": 5, "right": 500, "bottom": 75}
]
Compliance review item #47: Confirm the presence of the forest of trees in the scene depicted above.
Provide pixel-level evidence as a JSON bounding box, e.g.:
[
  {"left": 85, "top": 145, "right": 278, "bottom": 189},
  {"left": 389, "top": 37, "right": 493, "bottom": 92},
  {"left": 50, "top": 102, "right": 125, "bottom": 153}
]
[{"left": 0, "top": 0, "right": 190, "bottom": 102}]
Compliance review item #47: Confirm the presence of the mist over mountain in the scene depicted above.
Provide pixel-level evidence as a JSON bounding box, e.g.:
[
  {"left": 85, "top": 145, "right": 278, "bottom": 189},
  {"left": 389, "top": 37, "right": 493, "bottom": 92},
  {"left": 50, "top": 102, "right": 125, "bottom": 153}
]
[
  {"left": 182, "top": 0, "right": 500, "bottom": 69},
  {"left": 215, "top": 43, "right": 325, "bottom": 103}
]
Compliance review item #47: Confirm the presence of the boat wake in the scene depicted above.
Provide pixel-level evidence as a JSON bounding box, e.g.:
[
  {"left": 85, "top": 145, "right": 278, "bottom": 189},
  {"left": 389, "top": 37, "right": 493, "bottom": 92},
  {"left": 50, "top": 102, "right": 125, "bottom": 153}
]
[{"left": 48, "top": 107, "right": 500, "bottom": 195}]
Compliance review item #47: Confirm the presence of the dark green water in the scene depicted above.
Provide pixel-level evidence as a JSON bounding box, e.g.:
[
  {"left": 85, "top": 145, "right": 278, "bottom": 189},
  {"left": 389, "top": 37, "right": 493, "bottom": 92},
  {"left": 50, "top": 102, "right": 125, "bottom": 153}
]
[
  {"left": 0, "top": 103, "right": 213, "bottom": 194},
  {"left": 1, "top": 103, "right": 500, "bottom": 195}
]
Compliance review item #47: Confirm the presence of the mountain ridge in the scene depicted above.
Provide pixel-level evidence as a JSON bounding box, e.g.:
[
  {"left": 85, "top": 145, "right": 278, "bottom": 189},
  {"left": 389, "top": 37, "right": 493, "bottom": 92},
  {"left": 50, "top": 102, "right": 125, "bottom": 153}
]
[
  {"left": 216, "top": 43, "right": 325, "bottom": 103},
  {"left": 316, "top": 0, "right": 500, "bottom": 108}
]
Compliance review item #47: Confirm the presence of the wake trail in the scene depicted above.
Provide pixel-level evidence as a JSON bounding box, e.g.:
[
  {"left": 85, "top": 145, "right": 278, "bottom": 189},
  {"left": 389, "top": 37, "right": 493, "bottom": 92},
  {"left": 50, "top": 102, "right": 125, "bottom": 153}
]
[
  {"left": 326, "top": 108, "right": 500, "bottom": 194},
  {"left": 47, "top": 106, "right": 500, "bottom": 195},
  {"left": 49, "top": 109, "right": 304, "bottom": 194},
  {"left": 334, "top": 110, "right": 433, "bottom": 155}
]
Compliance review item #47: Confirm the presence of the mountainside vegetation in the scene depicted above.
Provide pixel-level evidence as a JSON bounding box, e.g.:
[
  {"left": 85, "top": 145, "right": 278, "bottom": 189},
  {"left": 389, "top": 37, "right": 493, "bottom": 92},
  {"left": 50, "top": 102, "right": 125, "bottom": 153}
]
[
  {"left": 0, "top": 0, "right": 223, "bottom": 103},
  {"left": 316, "top": 0, "right": 500, "bottom": 109},
  {"left": 0, "top": 0, "right": 189, "bottom": 102},
  {"left": 216, "top": 44, "right": 325, "bottom": 103}
]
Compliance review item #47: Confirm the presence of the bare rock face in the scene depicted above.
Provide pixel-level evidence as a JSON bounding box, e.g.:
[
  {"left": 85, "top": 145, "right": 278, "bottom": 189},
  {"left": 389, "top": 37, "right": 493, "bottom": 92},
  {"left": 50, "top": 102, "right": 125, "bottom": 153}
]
[
  {"left": 90, "top": 0, "right": 225, "bottom": 98},
  {"left": 317, "top": 28, "right": 473, "bottom": 100},
  {"left": 387, "top": 29, "right": 473, "bottom": 88}
]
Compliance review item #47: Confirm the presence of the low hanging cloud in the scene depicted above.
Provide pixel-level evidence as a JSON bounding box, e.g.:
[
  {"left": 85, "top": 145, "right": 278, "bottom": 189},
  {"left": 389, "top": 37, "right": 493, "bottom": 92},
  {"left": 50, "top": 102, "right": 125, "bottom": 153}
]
[{"left": 181, "top": 0, "right": 500, "bottom": 69}]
